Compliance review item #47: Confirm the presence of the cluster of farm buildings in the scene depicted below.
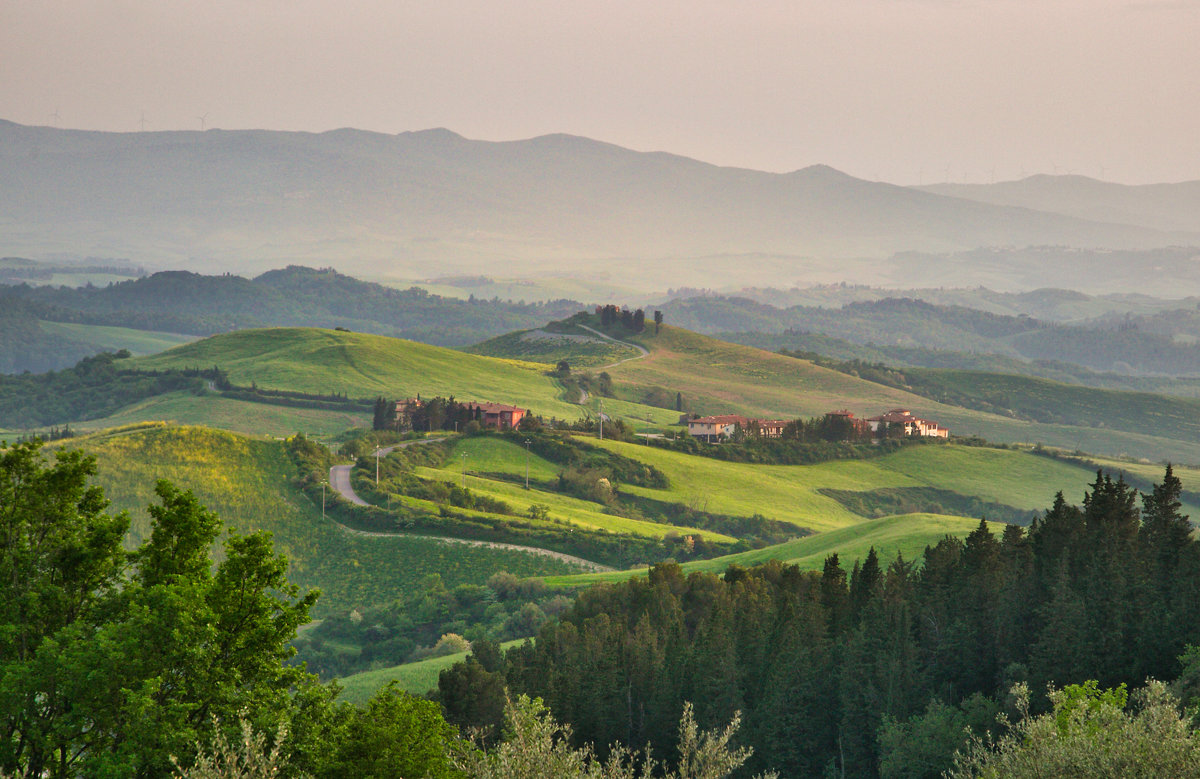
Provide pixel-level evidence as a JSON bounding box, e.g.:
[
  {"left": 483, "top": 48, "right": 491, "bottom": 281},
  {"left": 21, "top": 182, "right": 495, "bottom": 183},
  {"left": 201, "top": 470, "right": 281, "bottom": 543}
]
[
  {"left": 685, "top": 409, "right": 949, "bottom": 443},
  {"left": 391, "top": 397, "right": 948, "bottom": 442}
]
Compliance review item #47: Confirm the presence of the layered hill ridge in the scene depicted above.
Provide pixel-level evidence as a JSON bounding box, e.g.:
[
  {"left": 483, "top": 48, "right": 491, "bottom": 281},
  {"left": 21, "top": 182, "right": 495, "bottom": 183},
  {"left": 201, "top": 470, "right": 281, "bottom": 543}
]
[{"left": 2, "top": 120, "right": 1195, "bottom": 289}]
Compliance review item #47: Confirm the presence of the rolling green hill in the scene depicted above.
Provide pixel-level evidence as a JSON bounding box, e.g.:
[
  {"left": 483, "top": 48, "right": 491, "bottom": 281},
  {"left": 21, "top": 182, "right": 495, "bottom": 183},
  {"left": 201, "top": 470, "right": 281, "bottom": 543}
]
[
  {"left": 53, "top": 423, "right": 586, "bottom": 615},
  {"left": 465, "top": 323, "right": 639, "bottom": 368},
  {"left": 585, "top": 438, "right": 1103, "bottom": 533},
  {"left": 137, "top": 327, "right": 587, "bottom": 420},
  {"left": 74, "top": 390, "right": 370, "bottom": 438}
]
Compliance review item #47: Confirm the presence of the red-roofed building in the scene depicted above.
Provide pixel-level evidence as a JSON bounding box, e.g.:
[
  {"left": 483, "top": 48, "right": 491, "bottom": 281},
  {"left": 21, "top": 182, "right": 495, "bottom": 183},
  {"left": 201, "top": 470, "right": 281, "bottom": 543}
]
[{"left": 465, "top": 402, "right": 528, "bottom": 430}]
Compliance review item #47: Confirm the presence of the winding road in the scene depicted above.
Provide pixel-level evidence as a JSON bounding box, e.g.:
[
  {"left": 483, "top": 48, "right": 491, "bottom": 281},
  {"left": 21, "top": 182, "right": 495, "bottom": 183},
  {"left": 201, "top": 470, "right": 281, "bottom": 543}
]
[
  {"left": 577, "top": 324, "right": 650, "bottom": 369},
  {"left": 572, "top": 324, "right": 650, "bottom": 416},
  {"left": 326, "top": 438, "right": 612, "bottom": 572}
]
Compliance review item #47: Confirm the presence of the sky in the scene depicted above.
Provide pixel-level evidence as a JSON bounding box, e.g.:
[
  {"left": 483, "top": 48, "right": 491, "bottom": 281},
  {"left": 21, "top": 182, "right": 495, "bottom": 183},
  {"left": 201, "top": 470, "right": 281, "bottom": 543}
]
[{"left": 3, "top": 0, "right": 1198, "bottom": 185}]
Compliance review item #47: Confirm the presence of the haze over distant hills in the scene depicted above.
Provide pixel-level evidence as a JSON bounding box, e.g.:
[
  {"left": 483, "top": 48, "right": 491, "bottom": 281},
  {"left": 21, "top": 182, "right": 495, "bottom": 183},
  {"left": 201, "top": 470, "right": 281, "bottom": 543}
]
[{"left": 2, "top": 119, "right": 1198, "bottom": 292}]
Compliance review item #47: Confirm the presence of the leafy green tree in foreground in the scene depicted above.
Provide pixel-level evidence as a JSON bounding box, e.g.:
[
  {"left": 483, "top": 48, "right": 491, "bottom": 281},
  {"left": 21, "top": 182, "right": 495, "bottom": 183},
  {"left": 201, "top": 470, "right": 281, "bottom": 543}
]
[
  {"left": 0, "top": 440, "right": 318, "bottom": 777},
  {"left": 948, "top": 679, "right": 1200, "bottom": 778}
]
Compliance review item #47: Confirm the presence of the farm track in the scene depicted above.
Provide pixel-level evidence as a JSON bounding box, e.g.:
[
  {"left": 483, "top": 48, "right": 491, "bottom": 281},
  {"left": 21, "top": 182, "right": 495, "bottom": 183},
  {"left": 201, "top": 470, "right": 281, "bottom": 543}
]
[
  {"left": 573, "top": 324, "right": 649, "bottom": 417},
  {"left": 576, "top": 324, "right": 650, "bottom": 369},
  {"left": 327, "top": 437, "right": 613, "bottom": 572}
]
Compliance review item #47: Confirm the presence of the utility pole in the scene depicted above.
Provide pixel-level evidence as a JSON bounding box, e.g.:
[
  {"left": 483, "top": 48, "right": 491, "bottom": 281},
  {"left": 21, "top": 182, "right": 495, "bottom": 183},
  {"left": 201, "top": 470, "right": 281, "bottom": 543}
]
[
  {"left": 375, "top": 449, "right": 381, "bottom": 486},
  {"left": 460, "top": 453, "right": 468, "bottom": 488},
  {"left": 321, "top": 480, "right": 326, "bottom": 520},
  {"left": 599, "top": 399, "right": 603, "bottom": 441},
  {"left": 524, "top": 438, "right": 532, "bottom": 489}
]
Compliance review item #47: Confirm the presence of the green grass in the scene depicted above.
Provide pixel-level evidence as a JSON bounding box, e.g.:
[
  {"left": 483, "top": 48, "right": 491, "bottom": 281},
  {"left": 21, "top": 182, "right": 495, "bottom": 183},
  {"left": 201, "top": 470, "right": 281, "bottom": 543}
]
[
  {"left": 336, "top": 639, "right": 527, "bottom": 704},
  {"left": 75, "top": 390, "right": 369, "bottom": 439},
  {"left": 584, "top": 439, "right": 1100, "bottom": 535},
  {"left": 135, "top": 327, "right": 587, "bottom": 420},
  {"left": 447, "top": 437, "right": 562, "bottom": 483},
  {"left": 544, "top": 513, "right": 988, "bottom": 587},
  {"left": 38, "top": 320, "right": 196, "bottom": 356},
  {"left": 53, "top": 424, "right": 588, "bottom": 615},
  {"left": 404, "top": 438, "right": 728, "bottom": 540}
]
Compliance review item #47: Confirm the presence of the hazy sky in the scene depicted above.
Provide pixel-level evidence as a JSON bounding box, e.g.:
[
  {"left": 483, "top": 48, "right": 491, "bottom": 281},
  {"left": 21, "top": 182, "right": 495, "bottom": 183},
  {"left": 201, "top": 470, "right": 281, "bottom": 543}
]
[{"left": 3, "top": 0, "right": 1198, "bottom": 184}]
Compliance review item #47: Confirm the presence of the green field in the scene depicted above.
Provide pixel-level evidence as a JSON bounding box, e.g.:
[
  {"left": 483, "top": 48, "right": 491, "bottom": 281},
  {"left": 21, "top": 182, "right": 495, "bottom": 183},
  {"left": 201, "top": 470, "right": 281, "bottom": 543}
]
[
  {"left": 75, "top": 390, "right": 369, "bottom": 439},
  {"left": 335, "top": 639, "right": 527, "bottom": 704},
  {"left": 410, "top": 438, "right": 731, "bottom": 541},
  {"left": 38, "top": 320, "right": 196, "bottom": 356},
  {"left": 544, "top": 513, "right": 991, "bottom": 588},
  {"left": 606, "top": 324, "right": 1200, "bottom": 464},
  {"left": 52, "top": 424, "right": 588, "bottom": 615},
  {"left": 137, "top": 327, "right": 592, "bottom": 421},
  {"left": 584, "top": 438, "right": 1098, "bottom": 534}
]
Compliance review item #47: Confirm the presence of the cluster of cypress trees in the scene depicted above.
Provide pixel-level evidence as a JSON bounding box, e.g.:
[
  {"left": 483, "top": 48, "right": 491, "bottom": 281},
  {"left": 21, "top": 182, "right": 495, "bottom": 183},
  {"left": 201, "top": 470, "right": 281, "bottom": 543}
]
[{"left": 440, "top": 467, "right": 1200, "bottom": 777}]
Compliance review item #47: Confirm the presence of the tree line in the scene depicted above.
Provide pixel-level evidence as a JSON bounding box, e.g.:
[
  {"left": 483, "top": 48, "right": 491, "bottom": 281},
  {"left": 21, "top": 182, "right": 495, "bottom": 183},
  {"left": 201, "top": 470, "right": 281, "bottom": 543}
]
[{"left": 438, "top": 466, "right": 1200, "bottom": 778}]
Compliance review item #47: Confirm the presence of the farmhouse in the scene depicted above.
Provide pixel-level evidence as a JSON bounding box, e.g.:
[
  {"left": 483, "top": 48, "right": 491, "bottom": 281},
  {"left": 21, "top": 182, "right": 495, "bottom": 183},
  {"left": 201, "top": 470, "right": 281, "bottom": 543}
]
[
  {"left": 394, "top": 398, "right": 423, "bottom": 428},
  {"left": 465, "top": 402, "right": 528, "bottom": 430},
  {"left": 865, "top": 409, "right": 949, "bottom": 438},
  {"left": 686, "top": 415, "right": 789, "bottom": 442}
]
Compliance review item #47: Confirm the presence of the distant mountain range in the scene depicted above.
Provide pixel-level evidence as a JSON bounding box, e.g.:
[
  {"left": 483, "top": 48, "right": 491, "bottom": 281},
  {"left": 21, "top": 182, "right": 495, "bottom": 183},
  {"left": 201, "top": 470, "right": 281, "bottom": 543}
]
[{"left": 2, "top": 119, "right": 1198, "bottom": 292}]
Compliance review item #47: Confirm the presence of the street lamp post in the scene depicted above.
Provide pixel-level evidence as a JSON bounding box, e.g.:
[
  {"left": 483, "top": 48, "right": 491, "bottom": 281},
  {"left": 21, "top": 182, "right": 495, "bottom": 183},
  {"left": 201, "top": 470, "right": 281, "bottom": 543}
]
[{"left": 524, "top": 438, "right": 532, "bottom": 490}]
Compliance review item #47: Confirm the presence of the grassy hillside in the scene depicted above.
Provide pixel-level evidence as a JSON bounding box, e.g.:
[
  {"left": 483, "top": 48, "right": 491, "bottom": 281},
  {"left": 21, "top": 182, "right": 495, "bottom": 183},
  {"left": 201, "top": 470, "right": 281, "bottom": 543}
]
[
  {"left": 55, "top": 423, "right": 586, "bottom": 615},
  {"left": 137, "top": 327, "right": 586, "bottom": 419},
  {"left": 412, "top": 437, "right": 733, "bottom": 541},
  {"left": 465, "top": 324, "right": 639, "bottom": 368},
  {"left": 74, "top": 391, "right": 370, "bottom": 439},
  {"left": 586, "top": 438, "right": 1099, "bottom": 533},
  {"left": 544, "top": 513, "right": 988, "bottom": 587},
  {"left": 605, "top": 324, "right": 1200, "bottom": 464}
]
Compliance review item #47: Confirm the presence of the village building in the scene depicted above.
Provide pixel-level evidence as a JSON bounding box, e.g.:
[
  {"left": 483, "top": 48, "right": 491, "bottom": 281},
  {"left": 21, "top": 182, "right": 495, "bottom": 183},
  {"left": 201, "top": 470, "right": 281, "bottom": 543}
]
[
  {"left": 393, "top": 398, "right": 424, "bottom": 430},
  {"left": 464, "top": 402, "right": 528, "bottom": 430},
  {"left": 865, "top": 409, "right": 949, "bottom": 438},
  {"left": 686, "top": 415, "right": 788, "bottom": 442},
  {"left": 824, "top": 409, "right": 873, "bottom": 436}
]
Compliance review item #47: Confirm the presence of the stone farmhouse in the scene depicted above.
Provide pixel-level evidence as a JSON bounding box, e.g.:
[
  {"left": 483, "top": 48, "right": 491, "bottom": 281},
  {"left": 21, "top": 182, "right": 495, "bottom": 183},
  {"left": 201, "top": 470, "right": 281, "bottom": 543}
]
[{"left": 865, "top": 409, "right": 949, "bottom": 438}]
